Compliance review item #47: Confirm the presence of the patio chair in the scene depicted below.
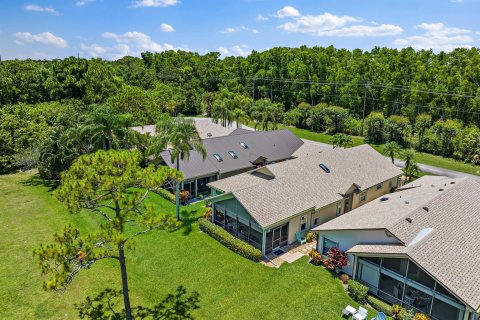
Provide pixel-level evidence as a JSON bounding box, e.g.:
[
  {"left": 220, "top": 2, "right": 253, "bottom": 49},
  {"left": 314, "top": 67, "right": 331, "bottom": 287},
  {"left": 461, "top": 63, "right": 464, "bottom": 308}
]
[
  {"left": 342, "top": 305, "right": 356, "bottom": 317},
  {"left": 372, "top": 312, "right": 386, "bottom": 320},
  {"left": 353, "top": 306, "right": 368, "bottom": 320},
  {"left": 295, "top": 231, "right": 306, "bottom": 245}
]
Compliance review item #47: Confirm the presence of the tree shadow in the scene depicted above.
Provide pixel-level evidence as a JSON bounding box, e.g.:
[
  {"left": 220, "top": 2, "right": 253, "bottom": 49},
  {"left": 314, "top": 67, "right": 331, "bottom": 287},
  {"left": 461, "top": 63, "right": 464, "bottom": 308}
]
[
  {"left": 180, "top": 209, "right": 201, "bottom": 236},
  {"left": 20, "top": 174, "right": 58, "bottom": 192}
]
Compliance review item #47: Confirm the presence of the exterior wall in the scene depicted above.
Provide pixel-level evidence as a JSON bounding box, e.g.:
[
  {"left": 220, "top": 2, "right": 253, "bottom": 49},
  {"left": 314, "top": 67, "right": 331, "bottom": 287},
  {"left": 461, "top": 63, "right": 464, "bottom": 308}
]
[
  {"left": 285, "top": 209, "right": 315, "bottom": 243},
  {"left": 316, "top": 229, "right": 401, "bottom": 275},
  {"left": 352, "top": 177, "right": 399, "bottom": 210},
  {"left": 318, "top": 201, "right": 342, "bottom": 225}
]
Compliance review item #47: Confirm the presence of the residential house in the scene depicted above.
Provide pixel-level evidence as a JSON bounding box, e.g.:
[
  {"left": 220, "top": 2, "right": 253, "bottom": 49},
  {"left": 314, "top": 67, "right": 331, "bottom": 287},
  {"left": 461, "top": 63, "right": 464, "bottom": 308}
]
[
  {"left": 207, "top": 144, "right": 403, "bottom": 255},
  {"left": 313, "top": 175, "right": 480, "bottom": 320},
  {"left": 159, "top": 129, "right": 304, "bottom": 199}
]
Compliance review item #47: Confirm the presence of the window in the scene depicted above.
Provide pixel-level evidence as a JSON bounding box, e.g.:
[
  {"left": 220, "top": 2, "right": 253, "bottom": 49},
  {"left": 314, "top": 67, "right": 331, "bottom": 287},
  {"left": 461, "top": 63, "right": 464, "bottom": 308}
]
[
  {"left": 382, "top": 258, "right": 408, "bottom": 277},
  {"left": 213, "top": 153, "right": 223, "bottom": 162},
  {"left": 228, "top": 151, "right": 238, "bottom": 159},
  {"left": 239, "top": 141, "right": 248, "bottom": 149},
  {"left": 300, "top": 215, "right": 307, "bottom": 231},
  {"left": 312, "top": 212, "right": 319, "bottom": 226},
  {"left": 322, "top": 237, "right": 336, "bottom": 255},
  {"left": 336, "top": 202, "right": 343, "bottom": 216},
  {"left": 376, "top": 183, "right": 382, "bottom": 190},
  {"left": 360, "top": 192, "right": 367, "bottom": 202}
]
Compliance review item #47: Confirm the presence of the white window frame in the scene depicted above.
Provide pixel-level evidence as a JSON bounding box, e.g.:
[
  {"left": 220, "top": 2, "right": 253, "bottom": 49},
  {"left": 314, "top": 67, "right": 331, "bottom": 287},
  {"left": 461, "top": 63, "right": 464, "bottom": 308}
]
[
  {"left": 376, "top": 183, "right": 382, "bottom": 191},
  {"left": 360, "top": 192, "right": 367, "bottom": 202},
  {"left": 300, "top": 215, "right": 307, "bottom": 231},
  {"left": 336, "top": 201, "right": 343, "bottom": 216},
  {"left": 312, "top": 211, "right": 320, "bottom": 227}
]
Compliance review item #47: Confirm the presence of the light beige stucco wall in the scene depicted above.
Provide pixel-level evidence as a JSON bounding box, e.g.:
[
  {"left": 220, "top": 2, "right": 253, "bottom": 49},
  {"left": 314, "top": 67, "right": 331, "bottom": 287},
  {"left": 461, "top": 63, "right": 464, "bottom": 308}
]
[
  {"left": 352, "top": 177, "right": 398, "bottom": 209},
  {"left": 318, "top": 202, "right": 340, "bottom": 225}
]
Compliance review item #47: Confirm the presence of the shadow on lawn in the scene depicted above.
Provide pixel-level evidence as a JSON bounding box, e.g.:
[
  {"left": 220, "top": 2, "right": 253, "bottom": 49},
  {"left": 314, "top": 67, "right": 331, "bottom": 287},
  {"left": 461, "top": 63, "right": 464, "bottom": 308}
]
[
  {"left": 180, "top": 209, "right": 201, "bottom": 236},
  {"left": 21, "top": 174, "right": 58, "bottom": 192}
]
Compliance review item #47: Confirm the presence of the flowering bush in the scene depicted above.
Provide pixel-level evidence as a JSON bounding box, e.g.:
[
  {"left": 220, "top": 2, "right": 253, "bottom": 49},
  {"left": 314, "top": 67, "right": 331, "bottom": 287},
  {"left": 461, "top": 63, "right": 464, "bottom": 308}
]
[
  {"left": 323, "top": 257, "right": 335, "bottom": 270},
  {"left": 340, "top": 273, "right": 350, "bottom": 284},
  {"left": 308, "top": 249, "right": 323, "bottom": 265},
  {"left": 179, "top": 190, "right": 190, "bottom": 203},
  {"left": 306, "top": 232, "right": 317, "bottom": 243},
  {"left": 203, "top": 208, "right": 212, "bottom": 220},
  {"left": 392, "top": 305, "right": 431, "bottom": 320},
  {"left": 325, "top": 247, "right": 348, "bottom": 271}
]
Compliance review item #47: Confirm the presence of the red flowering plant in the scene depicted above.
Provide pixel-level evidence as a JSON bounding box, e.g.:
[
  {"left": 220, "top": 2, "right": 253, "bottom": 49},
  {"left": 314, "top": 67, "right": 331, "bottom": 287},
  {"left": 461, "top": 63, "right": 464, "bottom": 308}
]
[{"left": 324, "top": 247, "right": 348, "bottom": 271}]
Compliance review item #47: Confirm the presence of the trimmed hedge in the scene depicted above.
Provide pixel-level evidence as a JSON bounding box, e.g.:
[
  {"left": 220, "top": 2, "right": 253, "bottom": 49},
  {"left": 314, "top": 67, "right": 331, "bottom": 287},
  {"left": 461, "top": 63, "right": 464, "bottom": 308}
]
[
  {"left": 198, "top": 218, "right": 262, "bottom": 262},
  {"left": 156, "top": 189, "right": 176, "bottom": 204},
  {"left": 347, "top": 280, "right": 369, "bottom": 303},
  {"left": 368, "top": 295, "right": 393, "bottom": 316}
]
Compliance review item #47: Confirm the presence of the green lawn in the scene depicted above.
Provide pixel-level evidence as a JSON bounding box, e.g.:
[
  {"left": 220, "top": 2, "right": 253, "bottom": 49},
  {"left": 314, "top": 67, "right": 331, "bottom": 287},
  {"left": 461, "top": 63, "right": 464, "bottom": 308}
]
[
  {"left": 0, "top": 172, "right": 375, "bottom": 319},
  {"left": 277, "top": 125, "right": 480, "bottom": 176}
]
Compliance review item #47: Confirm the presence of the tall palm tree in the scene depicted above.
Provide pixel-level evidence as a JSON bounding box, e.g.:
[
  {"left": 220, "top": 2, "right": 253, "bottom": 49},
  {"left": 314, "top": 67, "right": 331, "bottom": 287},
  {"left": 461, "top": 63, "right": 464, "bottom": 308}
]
[
  {"left": 403, "top": 149, "right": 418, "bottom": 181},
  {"left": 251, "top": 99, "right": 284, "bottom": 131},
  {"left": 211, "top": 98, "right": 233, "bottom": 128},
  {"left": 383, "top": 141, "right": 401, "bottom": 164},
  {"left": 232, "top": 108, "right": 249, "bottom": 129},
  {"left": 147, "top": 114, "right": 206, "bottom": 220},
  {"left": 82, "top": 104, "right": 131, "bottom": 150}
]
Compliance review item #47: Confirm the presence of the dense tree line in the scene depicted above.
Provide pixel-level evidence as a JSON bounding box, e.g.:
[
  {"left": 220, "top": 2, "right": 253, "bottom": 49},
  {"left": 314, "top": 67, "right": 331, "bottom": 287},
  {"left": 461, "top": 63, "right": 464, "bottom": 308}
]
[{"left": 1, "top": 46, "right": 480, "bottom": 174}]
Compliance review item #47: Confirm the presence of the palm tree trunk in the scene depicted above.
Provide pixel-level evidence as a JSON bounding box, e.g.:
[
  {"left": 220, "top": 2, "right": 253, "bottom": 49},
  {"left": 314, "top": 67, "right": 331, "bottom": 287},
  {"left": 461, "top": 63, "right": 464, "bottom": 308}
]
[
  {"left": 175, "top": 154, "right": 181, "bottom": 221},
  {"left": 118, "top": 244, "right": 133, "bottom": 320}
]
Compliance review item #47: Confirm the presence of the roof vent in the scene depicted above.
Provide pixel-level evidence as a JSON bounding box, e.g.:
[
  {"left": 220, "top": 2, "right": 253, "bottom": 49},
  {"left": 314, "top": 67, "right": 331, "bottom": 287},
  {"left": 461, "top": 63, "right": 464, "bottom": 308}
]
[
  {"left": 319, "top": 163, "right": 330, "bottom": 173},
  {"left": 450, "top": 181, "right": 455, "bottom": 184},
  {"left": 213, "top": 153, "right": 223, "bottom": 162},
  {"left": 438, "top": 188, "right": 444, "bottom": 191},
  {"left": 228, "top": 151, "right": 238, "bottom": 159},
  {"left": 207, "top": 132, "right": 212, "bottom": 137},
  {"left": 406, "top": 218, "right": 412, "bottom": 223},
  {"left": 423, "top": 206, "right": 429, "bottom": 212},
  {"left": 380, "top": 197, "right": 389, "bottom": 202},
  {"left": 239, "top": 141, "right": 248, "bottom": 149},
  {"left": 405, "top": 201, "right": 410, "bottom": 204}
]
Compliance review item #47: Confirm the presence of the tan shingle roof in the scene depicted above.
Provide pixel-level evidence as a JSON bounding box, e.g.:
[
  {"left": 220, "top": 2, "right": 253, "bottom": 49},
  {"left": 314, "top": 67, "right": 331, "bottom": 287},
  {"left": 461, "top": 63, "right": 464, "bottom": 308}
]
[
  {"left": 317, "top": 176, "right": 480, "bottom": 310},
  {"left": 209, "top": 144, "right": 402, "bottom": 228},
  {"left": 347, "top": 244, "right": 408, "bottom": 255}
]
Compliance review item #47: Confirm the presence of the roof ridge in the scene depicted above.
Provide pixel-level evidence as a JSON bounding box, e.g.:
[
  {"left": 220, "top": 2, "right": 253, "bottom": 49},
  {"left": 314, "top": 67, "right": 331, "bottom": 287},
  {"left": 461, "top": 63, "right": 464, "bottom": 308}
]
[{"left": 386, "top": 177, "right": 469, "bottom": 235}]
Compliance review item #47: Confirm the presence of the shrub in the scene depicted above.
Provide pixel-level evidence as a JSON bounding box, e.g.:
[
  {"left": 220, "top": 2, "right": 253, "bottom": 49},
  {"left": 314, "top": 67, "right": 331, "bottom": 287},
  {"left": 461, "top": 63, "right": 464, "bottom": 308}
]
[
  {"left": 306, "top": 232, "right": 317, "bottom": 243},
  {"left": 367, "top": 295, "right": 393, "bottom": 316},
  {"left": 308, "top": 249, "right": 323, "bottom": 265},
  {"left": 180, "top": 190, "right": 190, "bottom": 203},
  {"left": 347, "top": 280, "right": 369, "bottom": 303},
  {"left": 392, "top": 305, "right": 430, "bottom": 320},
  {"left": 326, "top": 247, "right": 348, "bottom": 271},
  {"left": 203, "top": 208, "right": 212, "bottom": 220},
  {"left": 340, "top": 273, "right": 350, "bottom": 284},
  {"left": 155, "top": 189, "right": 176, "bottom": 204},
  {"left": 198, "top": 218, "right": 262, "bottom": 262}
]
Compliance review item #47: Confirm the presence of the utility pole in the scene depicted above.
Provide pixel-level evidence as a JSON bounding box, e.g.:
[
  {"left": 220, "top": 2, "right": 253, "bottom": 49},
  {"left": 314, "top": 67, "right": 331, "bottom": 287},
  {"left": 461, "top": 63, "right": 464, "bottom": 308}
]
[{"left": 361, "top": 82, "right": 369, "bottom": 136}]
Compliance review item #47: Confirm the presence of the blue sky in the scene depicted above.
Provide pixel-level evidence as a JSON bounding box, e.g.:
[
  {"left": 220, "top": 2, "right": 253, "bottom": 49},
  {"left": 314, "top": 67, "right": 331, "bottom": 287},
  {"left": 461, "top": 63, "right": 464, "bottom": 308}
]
[{"left": 1, "top": 0, "right": 479, "bottom": 60}]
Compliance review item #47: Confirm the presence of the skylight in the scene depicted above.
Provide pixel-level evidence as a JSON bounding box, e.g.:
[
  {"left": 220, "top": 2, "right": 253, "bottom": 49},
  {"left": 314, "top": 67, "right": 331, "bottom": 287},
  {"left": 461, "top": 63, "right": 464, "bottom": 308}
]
[
  {"left": 213, "top": 153, "right": 223, "bottom": 162},
  {"left": 319, "top": 163, "right": 330, "bottom": 173},
  {"left": 239, "top": 142, "right": 248, "bottom": 149},
  {"left": 228, "top": 151, "right": 238, "bottom": 159}
]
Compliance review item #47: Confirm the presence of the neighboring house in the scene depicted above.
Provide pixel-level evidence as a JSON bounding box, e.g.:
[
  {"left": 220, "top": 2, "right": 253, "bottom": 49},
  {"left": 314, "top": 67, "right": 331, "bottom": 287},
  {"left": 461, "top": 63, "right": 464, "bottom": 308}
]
[
  {"left": 131, "top": 118, "right": 236, "bottom": 139},
  {"left": 313, "top": 176, "right": 480, "bottom": 320},
  {"left": 160, "top": 129, "right": 304, "bottom": 199},
  {"left": 207, "top": 144, "right": 403, "bottom": 255}
]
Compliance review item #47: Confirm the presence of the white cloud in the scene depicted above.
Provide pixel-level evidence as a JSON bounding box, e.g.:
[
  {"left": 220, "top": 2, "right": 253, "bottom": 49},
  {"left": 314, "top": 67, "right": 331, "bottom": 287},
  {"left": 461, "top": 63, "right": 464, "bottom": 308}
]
[
  {"left": 217, "top": 45, "right": 250, "bottom": 58},
  {"left": 276, "top": 9, "right": 402, "bottom": 37},
  {"left": 131, "top": 0, "right": 179, "bottom": 8},
  {"left": 256, "top": 14, "right": 268, "bottom": 21},
  {"left": 160, "top": 23, "right": 174, "bottom": 32},
  {"left": 450, "top": 0, "right": 463, "bottom": 3},
  {"left": 394, "top": 22, "right": 475, "bottom": 51},
  {"left": 76, "top": 0, "right": 96, "bottom": 6},
  {"left": 317, "top": 24, "right": 403, "bottom": 37},
  {"left": 275, "top": 6, "right": 300, "bottom": 18},
  {"left": 222, "top": 26, "right": 247, "bottom": 33},
  {"left": 81, "top": 31, "right": 183, "bottom": 60},
  {"left": 14, "top": 32, "right": 68, "bottom": 48},
  {"left": 222, "top": 26, "right": 258, "bottom": 34},
  {"left": 25, "top": 4, "right": 59, "bottom": 15}
]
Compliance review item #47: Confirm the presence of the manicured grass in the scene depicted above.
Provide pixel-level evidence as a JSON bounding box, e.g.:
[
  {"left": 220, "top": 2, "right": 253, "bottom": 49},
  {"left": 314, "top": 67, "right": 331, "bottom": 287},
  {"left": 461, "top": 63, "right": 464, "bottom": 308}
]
[{"left": 0, "top": 172, "right": 377, "bottom": 319}]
